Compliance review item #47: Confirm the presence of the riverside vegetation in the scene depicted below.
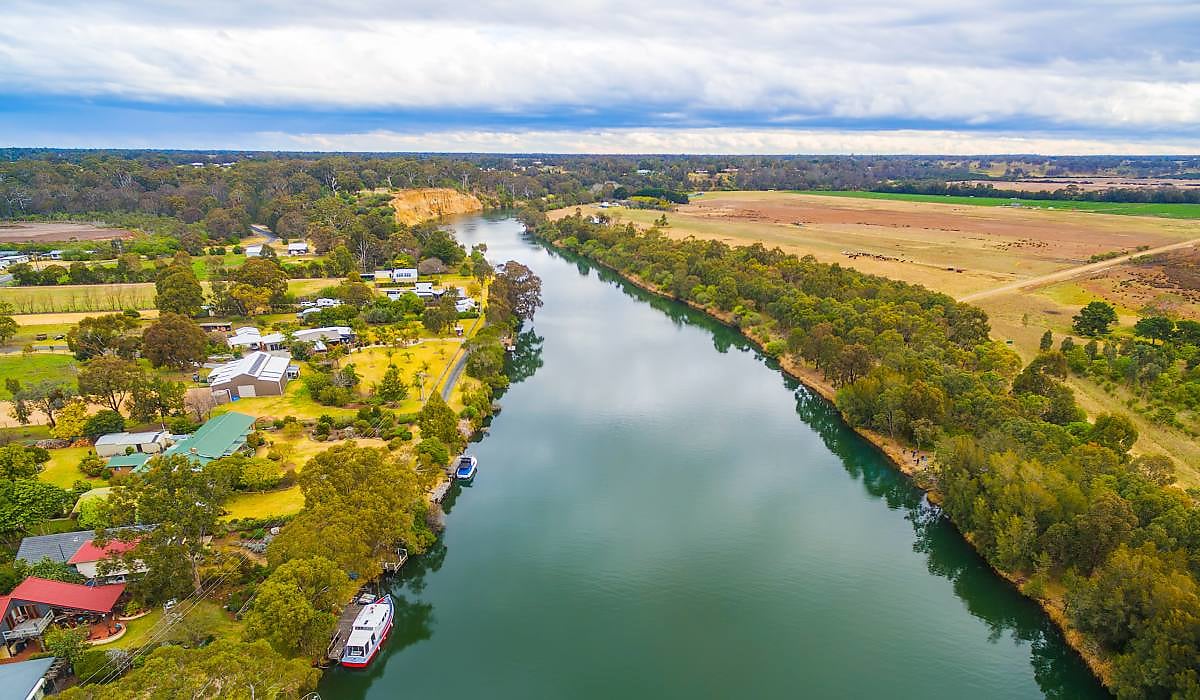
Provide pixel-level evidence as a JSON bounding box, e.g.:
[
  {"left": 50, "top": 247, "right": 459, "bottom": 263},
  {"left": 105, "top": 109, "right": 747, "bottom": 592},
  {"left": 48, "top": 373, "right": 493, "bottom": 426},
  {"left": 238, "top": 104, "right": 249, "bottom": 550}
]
[{"left": 533, "top": 209, "right": 1200, "bottom": 698}]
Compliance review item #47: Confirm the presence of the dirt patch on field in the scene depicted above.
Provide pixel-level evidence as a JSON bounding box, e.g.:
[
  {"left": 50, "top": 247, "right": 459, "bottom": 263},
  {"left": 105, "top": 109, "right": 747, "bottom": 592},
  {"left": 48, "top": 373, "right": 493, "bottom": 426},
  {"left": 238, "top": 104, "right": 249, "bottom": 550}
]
[
  {"left": 1061, "top": 248, "right": 1200, "bottom": 320},
  {"left": 0, "top": 222, "right": 134, "bottom": 242},
  {"left": 389, "top": 188, "right": 483, "bottom": 226}
]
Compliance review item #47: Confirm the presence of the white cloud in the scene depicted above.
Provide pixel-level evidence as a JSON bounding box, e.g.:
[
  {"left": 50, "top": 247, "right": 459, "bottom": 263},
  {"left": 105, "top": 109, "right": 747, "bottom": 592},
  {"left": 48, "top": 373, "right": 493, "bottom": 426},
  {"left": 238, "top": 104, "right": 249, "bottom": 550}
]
[
  {"left": 258, "top": 127, "right": 1200, "bottom": 155},
  {"left": 0, "top": 0, "right": 1198, "bottom": 135}
]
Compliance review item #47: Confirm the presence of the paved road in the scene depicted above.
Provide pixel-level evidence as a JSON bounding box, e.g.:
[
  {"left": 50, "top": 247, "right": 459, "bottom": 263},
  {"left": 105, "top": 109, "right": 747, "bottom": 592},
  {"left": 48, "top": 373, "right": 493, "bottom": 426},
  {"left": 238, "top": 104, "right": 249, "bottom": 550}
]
[
  {"left": 958, "top": 237, "right": 1200, "bottom": 303},
  {"left": 249, "top": 224, "right": 277, "bottom": 242}
]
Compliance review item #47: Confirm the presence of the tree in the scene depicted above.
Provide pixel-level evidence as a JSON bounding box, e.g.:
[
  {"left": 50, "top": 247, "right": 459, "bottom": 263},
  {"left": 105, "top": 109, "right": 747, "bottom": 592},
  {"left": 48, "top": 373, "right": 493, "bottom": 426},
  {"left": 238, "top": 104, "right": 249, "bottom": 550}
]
[
  {"left": 13, "top": 380, "right": 76, "bottom": 427},
  {"left": 1088, "top": 413, "right": 1138, "bottom": 454},
  {"left": 0, "top": 445, "right": 39, "bottom": 481},
  {"left": 127, "top": 375, "right": 185, "bottom": 424},
  {"left": 1133, "top": 316, "right": 1174, "bottom": 345},
  {"left": 83, "top": 409, "right": 126, "bottom": 440},
  {"left": 417, "top": 392, "right": 462, "bottom": 453},
  {"left": 142, "top": 313, "right": 209, "bottom": 369},
  {"left": 57, "top": 639, "right": 319, "bottom": 700},
  {"left": 0, "top": 479, "right": 72, "bottom": 534},
  {"left": 0, "top": 302, "right": 17, "bottom": 345},
  {"left": 1130, "top": 454, "right": 1174, "bottom": 487},
  {"left": 44, "top": 626, "right": 89, "bottom": 670},
  {"left": 1072, "top": 301, "right": 1117, "bottom": 337},
  {"left": 268, "top": 443, "right": 434, "bottom": 579},
  {"left": 374, "top": 364, "right": 409, "bottom": 404},
  {"left": 78, "top": 356, "right": 143, "bottom": 413},
  {"left": 489, "top": 260, "right": 543, "bottom": 329},
  {"left": 51, "top": 398, "right": 89, "bottom": 440},
  {"left": 103, "top": 453, "right": 236, "bottom": 597},
  {"left": 421, "top": 296, "right": 457, "bottom": 334},
  {"left": 66, "top": 314, "right": 140, "bottom": 361},
  {"left": 154, "top": 266, "right": 205, "bottom": 317},
  {"left": 1039, "top": 330, "right": 1053, "bottom": 352},
  {"left": 244, "top": 557, "right": 353, "bottom": 657},
  {"left": 18, "top": 556, "right": 85, "bottom": 584}
]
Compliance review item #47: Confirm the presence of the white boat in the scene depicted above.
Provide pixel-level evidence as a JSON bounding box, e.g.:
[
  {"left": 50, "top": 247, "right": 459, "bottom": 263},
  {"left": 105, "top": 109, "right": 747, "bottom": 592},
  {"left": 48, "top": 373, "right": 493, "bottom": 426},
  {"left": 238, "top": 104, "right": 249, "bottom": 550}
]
[
  {"left": 453, "top": 454, "right": 478, "bottom": 482},
  {"left": 340, "top": 594, "right": 394, "bottom": 668}
]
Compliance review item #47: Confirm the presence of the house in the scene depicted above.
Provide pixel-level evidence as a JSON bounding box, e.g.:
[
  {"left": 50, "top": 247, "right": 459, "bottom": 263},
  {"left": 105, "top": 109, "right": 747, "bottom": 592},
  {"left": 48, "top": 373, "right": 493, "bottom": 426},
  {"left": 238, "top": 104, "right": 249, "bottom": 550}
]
[
  {"left": 315, "top": 297, "right": 342, "bottom": 308},
  {"left": 45, "top": 250, "right": 64, "bottom": 260},
  {"left": 68, "top": 538, "right": 146, "bottom": 584},
  {"left": 0, "top": 656, "right": 56, "bottom": 699},
  {"left": 198, "top": 321, "right": 233, "bottom": 333},
  {"left": 244, "top": 244, "right": 263, "bottom": 258},
  {"left": 207, "top": 353, "right": 293, "bottom": 398},
  {"left": 0, "top": 254, "right": 31, "bottom": 269},
  {"left": 106, "top": 453, "right": 150, "bottom": 473},
  {"left": 15, "top": 531, "right": 98, "bottom": 566},
  {"left": 151, "top": 411, "right": 256, "bottom": 469},
  {"left": 455, "top": 298, "right": 477, "bottom": 313},
  {"left": 384, "top": 288, "right": 416, "bottom": 301},
  {"left": 292, "top": 326, "right": 354, "bottom": 345},
  {"left": 413, "top": 281, "right": 446, "bottom": 301},
  {"left": 373, "top": 270, "right": 393, "bottom": 283},
  {"left": 391, "top": 268, "right": 418, "bottom": 283},
  {"left": 226, "top": 327, "right": 285, "bottom": 352},
  {"left": 0, "top": 578, "right": 126, "bottom": 655},
  {"left": 286, "top": 242, "right": 309, "bottom": 255},
  {"left": 93, "top": 430, "right": 173, "bottom": 459}
]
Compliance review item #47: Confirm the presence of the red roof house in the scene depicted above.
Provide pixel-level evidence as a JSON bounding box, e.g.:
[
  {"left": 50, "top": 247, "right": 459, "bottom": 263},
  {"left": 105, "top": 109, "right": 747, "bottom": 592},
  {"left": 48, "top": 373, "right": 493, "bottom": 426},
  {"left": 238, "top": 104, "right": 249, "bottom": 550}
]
[{"left": 0, "top": 577, "right": 127, "bottom": 655}]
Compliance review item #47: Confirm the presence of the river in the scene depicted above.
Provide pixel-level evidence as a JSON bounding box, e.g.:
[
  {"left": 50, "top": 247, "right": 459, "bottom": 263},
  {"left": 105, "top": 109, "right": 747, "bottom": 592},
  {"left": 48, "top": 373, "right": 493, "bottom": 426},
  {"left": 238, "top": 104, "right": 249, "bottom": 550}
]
[{"left": 319, "top": 213, "right": 1107, "bottom": 699}]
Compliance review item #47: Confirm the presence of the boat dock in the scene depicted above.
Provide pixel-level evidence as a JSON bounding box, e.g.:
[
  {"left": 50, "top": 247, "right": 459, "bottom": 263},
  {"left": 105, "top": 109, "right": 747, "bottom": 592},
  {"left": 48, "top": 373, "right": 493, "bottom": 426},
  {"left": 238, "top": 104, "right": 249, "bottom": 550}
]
[
  {"left": 325, "top": 598, "right": 367, "bottom": 664},
  {"left": 382, "top": 548, "right": 409, "bottom": 575},
  {"left": 430, "top": 479, "right": 452, "bottom": 504}
]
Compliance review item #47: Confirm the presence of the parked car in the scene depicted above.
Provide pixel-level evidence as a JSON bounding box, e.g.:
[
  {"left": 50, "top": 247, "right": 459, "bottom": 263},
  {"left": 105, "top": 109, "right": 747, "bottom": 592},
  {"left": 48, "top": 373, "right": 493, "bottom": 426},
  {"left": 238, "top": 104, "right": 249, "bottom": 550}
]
[
  {"left": 54, "top": 334, "right": 66, "bottom": 340},
  {"left": 34, "top": 333, "right": 47, "bottom": 341}
]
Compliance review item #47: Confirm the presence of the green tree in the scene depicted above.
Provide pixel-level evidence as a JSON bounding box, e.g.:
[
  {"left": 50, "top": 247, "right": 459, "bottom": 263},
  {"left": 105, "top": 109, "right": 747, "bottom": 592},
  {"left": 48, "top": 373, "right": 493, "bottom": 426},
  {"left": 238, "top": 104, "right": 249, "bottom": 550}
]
[
  {"left": 268, "top": 443, "right": 434, "bottom": 579},
  {"left": 78, "top": 356, "right": 143, "bottom": 413},
  {"left": 0, "top": 302, "right": 17, "bottom": 345},
  {"left": 66, "top": 313, "right": 140, "bottom": 361},
  {"left": 244, "top": 556, "right": 353, "bottom": 657},
  {"left": 127, "top": 375, "right": 185, "bottom": 424},
  {"left": 488, "top": 260, "right": 543, "bottom": 330},
  {"left": 417, "top": 392, "right": 462, "bottom": 453},
  {"left": 374, "top": 364, "right": 409, "bottom": 404},
  {"left": 18, "top": 556, "right": 85, "bottom": 584},
  {"left": 103, "top": 453, "right": 236, "bottom": 597},
  {"left": 0, "top": 445, "right": 39, "bottom": 481},
  {"left": 1072, "top": 301, "right": 1117, "bottom": 337},
  {"left": 142, "top": 313, "right": 209, "bottom": 369},
  {"left": 154, "top": 266, "right": 205, "bottom": 316},
  {"left": 83, "top": 409, "right": 126, "bottom": 440},
  {"left": 1130, "top": 454, "right": 1174, "bottom": 487},
  {"left": 11, "top": 380, "right": 75, "bottom": 428},
  {"left": 51, "top": 398, "right": 89, "bottom": 440},
  {"left": 57, "top": 639, "right": 319, "bottom": 700},
  {"left": 1038, "top": 329, "right": 1053, "bottom": 352},
  {"left": 422, "top": 296, "right": 458, "bottom": 334},
  {"left": 0, "top": 479, "right": 72, "bottom": 534},
  {"left": 1088, "top": 413, "right": 1138, "bottom": 454},
  {"left": 1133, "top": 316, "right": 1174, "bottom": 345},
  {"left": 44, "top": 626, "right": 89, "bottom": 670}
]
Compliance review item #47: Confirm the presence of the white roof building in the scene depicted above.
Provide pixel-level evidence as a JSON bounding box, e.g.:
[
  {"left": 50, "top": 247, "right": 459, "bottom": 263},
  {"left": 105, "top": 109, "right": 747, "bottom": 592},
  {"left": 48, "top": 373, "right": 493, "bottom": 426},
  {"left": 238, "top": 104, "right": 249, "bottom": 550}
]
[
  {"left": 94, "top": 431, "right": 173, "bottom": 458},
  {"left": 286, "top": 242, "right": 309, "bottom": 255},
  {"left": 244, "top": 245, "right": 263, "bottom": 257},
  {"left": 226, "top": 327, "right": 285, "bottom": 351},
  {"left": 315, "top": 298, "right": 342, "bottom": 308},
  {"left": 207, "top": 351, "right": 293, "bottom": 397},
  {"left": 293, "top": 326, "right": 355, "bottom": 344}
]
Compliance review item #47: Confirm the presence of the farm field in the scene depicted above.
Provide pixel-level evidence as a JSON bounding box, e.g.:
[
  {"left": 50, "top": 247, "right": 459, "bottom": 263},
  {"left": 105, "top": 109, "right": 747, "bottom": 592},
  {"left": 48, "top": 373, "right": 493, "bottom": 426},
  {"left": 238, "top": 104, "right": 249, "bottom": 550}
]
[
  {"left": 948, "top": 177, "right": 1200, "bottom": 193},
  {"left": 796, "top": 190, "right": 1200, "bottom": 218},
  {"left": 0, "top": 354, "right": 77, "bottom": 398},
  {"left": 0, "top": 278, "right": 335, "bottom": 314},
  {"left": 557, "top": 191, "right": 1200, "bottom": 480},
  {"left": 559, "top": 191, "right": 1200, "bottom": 298},
  {"left": 0, "top": 221, "right": 135, "bottom": 242}
]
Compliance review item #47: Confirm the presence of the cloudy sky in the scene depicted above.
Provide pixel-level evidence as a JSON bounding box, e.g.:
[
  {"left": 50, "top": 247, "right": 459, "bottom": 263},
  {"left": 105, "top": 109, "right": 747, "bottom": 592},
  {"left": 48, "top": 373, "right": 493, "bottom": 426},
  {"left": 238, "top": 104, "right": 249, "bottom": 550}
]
[{"left": 2, "top": 0, "right": 1198, "bottom": 153}]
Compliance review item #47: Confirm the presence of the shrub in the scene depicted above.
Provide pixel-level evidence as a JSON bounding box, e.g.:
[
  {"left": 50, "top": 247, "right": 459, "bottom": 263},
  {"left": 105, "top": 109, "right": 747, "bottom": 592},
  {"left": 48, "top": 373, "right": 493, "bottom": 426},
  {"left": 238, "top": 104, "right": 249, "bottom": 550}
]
[
  {"left": 83, "top": 410, "right": 126, "bottom": 440},
  {"left": 167, "top": 416, "right": 199, "bottom": 434},
  {"left": 78, "top": 454, "right": 106, "bottom": 478}
]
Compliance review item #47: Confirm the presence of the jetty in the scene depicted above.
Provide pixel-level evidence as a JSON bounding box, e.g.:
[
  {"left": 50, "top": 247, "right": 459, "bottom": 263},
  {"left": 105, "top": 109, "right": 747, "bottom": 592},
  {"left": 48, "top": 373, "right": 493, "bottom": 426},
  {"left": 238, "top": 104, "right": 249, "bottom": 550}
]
[
  {"left": 326, "top": 595, "right": 368, "bottom": 664},
  {"left": 382, "top": 547, "right": 409, "bottom": 575}
]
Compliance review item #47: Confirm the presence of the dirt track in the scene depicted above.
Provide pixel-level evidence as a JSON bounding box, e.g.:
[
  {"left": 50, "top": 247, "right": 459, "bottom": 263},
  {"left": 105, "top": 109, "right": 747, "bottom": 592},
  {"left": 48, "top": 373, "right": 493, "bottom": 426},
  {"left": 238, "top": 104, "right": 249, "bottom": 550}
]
[{"left": 959, "top": 238, "right": 1200, "bottom": 302}]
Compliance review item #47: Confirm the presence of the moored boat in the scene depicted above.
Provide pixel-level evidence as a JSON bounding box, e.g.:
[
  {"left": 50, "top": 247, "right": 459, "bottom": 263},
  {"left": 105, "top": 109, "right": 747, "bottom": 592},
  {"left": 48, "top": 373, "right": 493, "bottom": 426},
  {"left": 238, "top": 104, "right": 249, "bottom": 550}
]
[
  {"left": 340, "top": 594, "right": 394, "bottom": 668},
  {"left": 454, "top": 454, "right": 478, "bottom": 482}
]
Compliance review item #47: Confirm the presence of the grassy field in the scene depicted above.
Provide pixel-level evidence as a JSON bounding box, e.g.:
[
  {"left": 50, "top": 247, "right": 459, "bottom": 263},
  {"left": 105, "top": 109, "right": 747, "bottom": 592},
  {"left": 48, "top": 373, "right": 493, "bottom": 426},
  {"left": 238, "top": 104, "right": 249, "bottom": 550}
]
[
  {"left": 0, "top": 354, "right": 77, "bottom": 398},
  {"left": 40, "top": 446, "right": 109, "bottom": 489},
  {"left": 100, "top": 601, "right": 241, "bottom": 650},
  {"left": 0, "top": 278, "right": 332, "bottom": 315},
  {"left": 796, "top": 190, "right": 1200, "bottom": 219}
]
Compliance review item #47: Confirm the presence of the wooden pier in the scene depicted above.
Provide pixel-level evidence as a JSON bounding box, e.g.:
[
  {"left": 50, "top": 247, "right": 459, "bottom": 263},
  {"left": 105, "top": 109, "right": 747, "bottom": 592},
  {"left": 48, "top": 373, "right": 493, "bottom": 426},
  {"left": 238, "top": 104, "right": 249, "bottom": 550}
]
[
  {"left": 382, "top": 548, "right": 409, "bottom": 575},
  {"left": 325, "top": 598, "right": 366, "bottom": 663}
]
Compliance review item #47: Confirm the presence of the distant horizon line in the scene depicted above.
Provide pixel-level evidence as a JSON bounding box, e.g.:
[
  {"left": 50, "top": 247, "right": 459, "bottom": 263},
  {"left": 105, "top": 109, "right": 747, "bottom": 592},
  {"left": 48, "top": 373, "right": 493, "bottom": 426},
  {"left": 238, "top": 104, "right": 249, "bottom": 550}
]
[{"left": 5, "top": 147, "right": 1200, "bottom": 158}]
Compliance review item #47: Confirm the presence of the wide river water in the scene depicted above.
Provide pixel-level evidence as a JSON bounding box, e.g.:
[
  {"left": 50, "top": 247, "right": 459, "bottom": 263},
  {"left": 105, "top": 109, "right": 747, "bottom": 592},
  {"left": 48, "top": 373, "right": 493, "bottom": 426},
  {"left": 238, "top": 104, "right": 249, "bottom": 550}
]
[{"left": 319, "top": 213, "right": 1107, "bottom": 699}]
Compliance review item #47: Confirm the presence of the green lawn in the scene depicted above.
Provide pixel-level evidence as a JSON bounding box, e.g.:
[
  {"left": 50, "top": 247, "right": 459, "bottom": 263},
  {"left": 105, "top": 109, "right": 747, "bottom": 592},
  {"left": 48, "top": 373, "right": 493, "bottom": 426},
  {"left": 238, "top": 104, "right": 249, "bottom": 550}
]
[
  {"left": 793, "top": 190, "right": 1200, "bottom": 219},
  {"left": 0, "top": 354, "right": 77, "bottom": 399},
  {"left": 101, "top": 601, "right": 242, "bottom": 649},
  {"left": 40, "top": 446, "right": 107, "bottom": 489},
  {"left": 223, "top": 486, "right": 305, "bottom": 520}
]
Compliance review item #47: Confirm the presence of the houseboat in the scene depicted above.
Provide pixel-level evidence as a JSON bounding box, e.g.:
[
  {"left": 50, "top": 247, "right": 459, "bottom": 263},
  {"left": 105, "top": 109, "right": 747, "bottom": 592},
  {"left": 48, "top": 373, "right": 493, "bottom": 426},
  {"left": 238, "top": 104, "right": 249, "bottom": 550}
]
[
  {"left": 340, "top": 594, "right": 394, "bottom": 668},
  {"left": 453, "top": 454, "right": 478, "bottom": 483}
]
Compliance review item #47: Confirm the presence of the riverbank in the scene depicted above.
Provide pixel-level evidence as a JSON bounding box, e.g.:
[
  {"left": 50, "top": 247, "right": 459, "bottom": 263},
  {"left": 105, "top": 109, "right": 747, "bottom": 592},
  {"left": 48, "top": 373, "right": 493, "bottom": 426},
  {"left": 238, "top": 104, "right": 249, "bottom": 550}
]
[{"left": 536, "top": 232, "right": 1114, "bottom": 692}]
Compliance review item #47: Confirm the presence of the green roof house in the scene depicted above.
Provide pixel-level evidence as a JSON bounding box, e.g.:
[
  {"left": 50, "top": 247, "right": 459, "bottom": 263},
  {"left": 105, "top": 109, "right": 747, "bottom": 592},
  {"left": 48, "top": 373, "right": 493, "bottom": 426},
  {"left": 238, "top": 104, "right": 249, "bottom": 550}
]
[{"left": 135, "top": 412, "right": 256, "bottom": 473}]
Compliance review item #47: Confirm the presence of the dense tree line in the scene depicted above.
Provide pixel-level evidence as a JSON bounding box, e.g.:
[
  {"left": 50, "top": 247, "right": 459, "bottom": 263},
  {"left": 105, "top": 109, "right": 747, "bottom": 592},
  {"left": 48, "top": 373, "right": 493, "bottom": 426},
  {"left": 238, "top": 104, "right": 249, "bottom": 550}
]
[
  {"left": 875, "top": 179, "right": 1200, "bottom": 205},
  {"left": 534, "top": 211, "right": 1200, "bottom": 698}
]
